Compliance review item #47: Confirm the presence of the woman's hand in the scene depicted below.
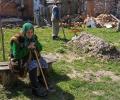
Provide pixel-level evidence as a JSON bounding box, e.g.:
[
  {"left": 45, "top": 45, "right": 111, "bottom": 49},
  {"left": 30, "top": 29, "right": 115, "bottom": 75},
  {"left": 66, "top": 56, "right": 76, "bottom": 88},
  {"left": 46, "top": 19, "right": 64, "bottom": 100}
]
[{"left": 28, "top": 42, "right": 36, "bottom": 49}]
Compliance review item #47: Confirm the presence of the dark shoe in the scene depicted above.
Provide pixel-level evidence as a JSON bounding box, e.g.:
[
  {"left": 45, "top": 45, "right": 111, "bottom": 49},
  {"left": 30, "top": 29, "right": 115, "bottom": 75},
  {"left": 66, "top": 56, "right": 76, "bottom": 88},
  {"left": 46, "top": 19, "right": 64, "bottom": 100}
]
[
  {"left": 32, "top": 87, "right": 47, "bottom": 97},
  {"left": 37, "top": 77, "right": 56, "bottom": 93},
  {"left": 52, "top": 36, "right": 56, "bottom": 40},
  {"left": 52, "top": 36, "right": 59, "bottom": 40},
  {"left": 48, "top": 85, "right": 56, "bottom": 93}
]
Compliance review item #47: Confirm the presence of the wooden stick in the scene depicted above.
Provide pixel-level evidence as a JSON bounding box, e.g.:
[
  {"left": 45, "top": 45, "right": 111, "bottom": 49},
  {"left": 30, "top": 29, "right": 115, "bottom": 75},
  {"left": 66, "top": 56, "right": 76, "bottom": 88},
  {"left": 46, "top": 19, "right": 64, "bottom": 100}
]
[
  {"left": 110, "top": 14, "right": 120, "bottom": 22},
  {"left": 60, "top": 21, "right": 67, "bottom": 40},
  {"left": 0, "top": 17, "right": 5, "bottom": 61},
  {"left": 34, "top": 50, "right": 49, "bottom": 90}
]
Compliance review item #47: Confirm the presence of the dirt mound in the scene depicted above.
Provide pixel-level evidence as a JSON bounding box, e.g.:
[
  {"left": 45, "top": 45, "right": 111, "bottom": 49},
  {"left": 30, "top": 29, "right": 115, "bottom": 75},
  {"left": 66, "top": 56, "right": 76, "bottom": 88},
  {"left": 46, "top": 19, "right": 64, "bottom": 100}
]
[{"left": 67, "top": 32, "right": 120, "bottom": 60}]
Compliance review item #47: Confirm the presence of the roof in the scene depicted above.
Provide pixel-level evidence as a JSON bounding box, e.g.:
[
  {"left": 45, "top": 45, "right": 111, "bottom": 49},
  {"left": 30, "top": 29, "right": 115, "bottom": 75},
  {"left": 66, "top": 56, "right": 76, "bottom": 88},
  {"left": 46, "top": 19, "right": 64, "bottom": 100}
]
[{"left": 46, "top": 0, "right": 61, "bottom": 4}]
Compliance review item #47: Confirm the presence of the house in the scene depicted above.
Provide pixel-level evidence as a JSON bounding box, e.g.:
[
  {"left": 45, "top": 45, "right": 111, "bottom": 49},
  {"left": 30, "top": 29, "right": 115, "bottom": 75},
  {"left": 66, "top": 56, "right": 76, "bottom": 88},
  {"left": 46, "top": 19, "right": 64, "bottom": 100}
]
[
  {"left": 0, "top": 0, "right": 33, "bottom": 19},
  {"left": 60, "top": 0, "right": 120, "bottom": 18},
  {"left": 0, "top": 0, "right": 120, "bottom": 19}
]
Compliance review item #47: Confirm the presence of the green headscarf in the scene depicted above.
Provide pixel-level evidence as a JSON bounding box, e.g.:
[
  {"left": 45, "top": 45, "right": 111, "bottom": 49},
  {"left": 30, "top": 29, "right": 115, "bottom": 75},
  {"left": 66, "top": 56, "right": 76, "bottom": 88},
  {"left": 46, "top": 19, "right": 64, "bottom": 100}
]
[
  {"left": 22, "top": 22, "right": 34, "bottom": 35},
  {"left": 21, "top": 22, "right": 35, "bottom": 47}
]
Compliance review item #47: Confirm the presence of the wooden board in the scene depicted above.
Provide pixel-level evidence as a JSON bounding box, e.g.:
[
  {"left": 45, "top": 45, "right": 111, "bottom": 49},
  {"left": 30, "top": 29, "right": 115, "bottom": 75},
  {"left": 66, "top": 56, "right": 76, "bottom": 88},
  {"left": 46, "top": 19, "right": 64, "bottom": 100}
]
[
  {"left": 0, "top": 55, "right": 56, "bottom": 71},
  {"left": 0, "top": 62, "right": 9, "bottom": 66},
  {"left": 0, "top": 66, "right": 9, "bottom": 70},
  {"left": 43, "top": 56, "right": 56, "bottom": 63},
  {"left": 0, "top": 62, "right": 9, "bottom": 70}
]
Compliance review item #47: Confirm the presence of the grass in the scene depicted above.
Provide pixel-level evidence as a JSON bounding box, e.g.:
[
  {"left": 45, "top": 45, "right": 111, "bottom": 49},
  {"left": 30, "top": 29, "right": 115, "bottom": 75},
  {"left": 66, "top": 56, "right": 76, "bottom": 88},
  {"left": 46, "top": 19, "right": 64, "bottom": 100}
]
[{"left": 0, "top": 27, "right": 120, "bottom": 100}]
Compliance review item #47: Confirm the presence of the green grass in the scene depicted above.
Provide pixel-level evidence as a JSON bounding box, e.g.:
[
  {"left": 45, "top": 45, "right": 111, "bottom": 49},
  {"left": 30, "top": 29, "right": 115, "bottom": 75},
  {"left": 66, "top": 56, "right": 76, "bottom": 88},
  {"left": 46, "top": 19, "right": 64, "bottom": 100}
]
[
  {"left": 86, "top": 28, "right": 120, "bottom": 48},
  {"left": 0, "top": 27, "right": 120, "bottom": 100}
]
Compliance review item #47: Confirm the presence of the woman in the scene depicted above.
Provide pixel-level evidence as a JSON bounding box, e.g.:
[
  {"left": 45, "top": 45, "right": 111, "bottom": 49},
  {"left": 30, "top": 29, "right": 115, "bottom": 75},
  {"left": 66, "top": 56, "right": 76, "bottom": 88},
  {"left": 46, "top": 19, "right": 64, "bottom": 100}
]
[{"left": 10, "top": 22, "right": 48, "bottom": 97}]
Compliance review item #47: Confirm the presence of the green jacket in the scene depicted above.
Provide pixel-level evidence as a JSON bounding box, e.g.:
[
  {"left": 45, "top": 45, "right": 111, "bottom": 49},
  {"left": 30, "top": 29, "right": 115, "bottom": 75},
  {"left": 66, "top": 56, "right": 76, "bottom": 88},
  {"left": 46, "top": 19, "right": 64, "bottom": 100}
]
[{"left": 10, "top": 34, "right": 42, "bottom": 60}]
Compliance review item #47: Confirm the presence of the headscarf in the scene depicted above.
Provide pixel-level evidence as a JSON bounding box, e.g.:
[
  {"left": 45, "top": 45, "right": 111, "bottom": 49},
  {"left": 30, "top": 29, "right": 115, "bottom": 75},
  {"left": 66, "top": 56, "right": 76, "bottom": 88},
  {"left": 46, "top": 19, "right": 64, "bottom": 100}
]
[
  {"left": 21, "top": 22, "right": 35, "bottom": 47},
  {"left": 22, "top": 22, "right": 34, "bottom": 35}
]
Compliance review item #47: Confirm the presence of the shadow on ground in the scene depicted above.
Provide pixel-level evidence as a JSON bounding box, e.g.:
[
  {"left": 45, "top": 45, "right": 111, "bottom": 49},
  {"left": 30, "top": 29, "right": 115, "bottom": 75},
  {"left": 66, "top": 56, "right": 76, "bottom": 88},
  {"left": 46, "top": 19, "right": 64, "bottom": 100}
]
[
  {"left": 4, "top": 69, "right": 75, "bottom": 100},
  {"left": 53, "top": 37, "right": 70, "bottom": 43}
]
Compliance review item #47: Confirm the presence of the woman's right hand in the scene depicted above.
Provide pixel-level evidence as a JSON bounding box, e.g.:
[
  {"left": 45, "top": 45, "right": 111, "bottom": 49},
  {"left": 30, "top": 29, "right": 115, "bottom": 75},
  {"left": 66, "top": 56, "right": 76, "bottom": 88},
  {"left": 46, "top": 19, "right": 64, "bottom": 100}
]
[{"left": 28, "top": 42, "right": 36, "bottom": 49}]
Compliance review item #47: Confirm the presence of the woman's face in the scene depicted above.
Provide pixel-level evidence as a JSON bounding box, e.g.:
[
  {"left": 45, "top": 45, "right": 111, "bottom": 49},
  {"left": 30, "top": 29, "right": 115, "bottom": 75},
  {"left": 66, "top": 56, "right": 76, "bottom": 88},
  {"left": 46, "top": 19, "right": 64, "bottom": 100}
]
[{"left": 26, "top": 29, "right": 33, "bottom": 39}]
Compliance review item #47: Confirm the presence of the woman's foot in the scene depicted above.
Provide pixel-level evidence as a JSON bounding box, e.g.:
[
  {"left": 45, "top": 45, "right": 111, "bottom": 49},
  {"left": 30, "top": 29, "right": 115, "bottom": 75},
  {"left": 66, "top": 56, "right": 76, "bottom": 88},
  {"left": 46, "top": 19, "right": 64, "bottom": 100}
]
[
  {"left": 52, "top": 36, "right": 59, "bottom": 40},
  {"left": 32, "top": 86, "right": 47, "bottom": 97},
  {"left": 47, "top": 85, "right": 56, "bottom": 93}
]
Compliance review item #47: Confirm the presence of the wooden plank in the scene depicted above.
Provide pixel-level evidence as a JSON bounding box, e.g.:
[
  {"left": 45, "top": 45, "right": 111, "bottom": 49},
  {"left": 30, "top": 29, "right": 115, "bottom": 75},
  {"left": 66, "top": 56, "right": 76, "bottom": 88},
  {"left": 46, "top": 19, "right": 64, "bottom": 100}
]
[
  {"left": 42, "top": 55, "right": 57, "bottom": 63},
  {"left": 0, "top": 66, "right": 9, "bottom": 70},
  {"left": 110, "top": 14, "right": 120, "bottom": 22},
  {"left": 1, "top": 18, "right": 23, "bottom": 23},
  {"left": 0, "top": 62, "right": 9, "bottom": 66},
  {"left": 0, "top": 55, "right": 56, "bottom": 71},
  {"left": 0, "top": 62, "right": 9, "bottom": 70}
]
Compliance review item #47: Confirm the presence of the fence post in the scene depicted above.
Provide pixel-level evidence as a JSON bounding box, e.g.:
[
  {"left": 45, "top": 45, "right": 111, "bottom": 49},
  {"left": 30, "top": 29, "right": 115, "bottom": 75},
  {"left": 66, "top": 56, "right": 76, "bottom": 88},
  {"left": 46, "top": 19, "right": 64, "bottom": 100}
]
[{"left": 0, "top": 17, "right": 5, "bottom": 61}]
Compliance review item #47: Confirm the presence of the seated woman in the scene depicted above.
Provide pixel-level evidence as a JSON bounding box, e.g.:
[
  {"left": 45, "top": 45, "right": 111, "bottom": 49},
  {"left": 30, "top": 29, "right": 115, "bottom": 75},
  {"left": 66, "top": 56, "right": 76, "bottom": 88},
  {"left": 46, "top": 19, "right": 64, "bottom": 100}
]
[{"left": 10, "top": 22, "right": 53, "bottom": 97}]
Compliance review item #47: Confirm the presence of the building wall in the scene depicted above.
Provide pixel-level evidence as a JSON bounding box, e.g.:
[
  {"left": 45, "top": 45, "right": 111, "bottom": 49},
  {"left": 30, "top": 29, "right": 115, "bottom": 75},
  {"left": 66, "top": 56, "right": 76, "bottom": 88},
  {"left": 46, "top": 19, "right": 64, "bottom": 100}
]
[
  {"left": 117, "top": 1, "right": 120, "bottom": 18},
  {"left": 94, "top": 0, "right": 118, "bottom": 16},
  {"left": 0, "top": 0, "right": 119, "bottom": 19},
  {"left": 0, "top": 0, "right": 17, "bottom": 17},
  {"left": 60, "top": 0, "right": 120, "bottom": 18},
  {"left": 0, "top": 0, "right": 33, "bottom": 18},
  {"left": 24, "top": 0, "right": 33, "bottom": 18},
  {"left": 86, "top": 0, "right": 94, "bottom": 16}
]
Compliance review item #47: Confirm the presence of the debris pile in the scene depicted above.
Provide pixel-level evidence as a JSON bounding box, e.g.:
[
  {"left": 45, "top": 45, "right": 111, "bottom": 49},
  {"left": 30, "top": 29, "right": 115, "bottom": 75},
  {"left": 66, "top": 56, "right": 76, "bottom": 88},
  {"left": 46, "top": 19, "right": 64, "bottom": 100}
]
[
  {"left": 95, "top": 14, "right": 118, "bottom": 28},
  {"left": 84, "top": 16, "right": 96, "bottom": 28},
  {"left": 67, "top": 32, "right": 120, "bottom": 60},
  {"left": 61, "top": 14, "right": 83, "bottom": 27}
]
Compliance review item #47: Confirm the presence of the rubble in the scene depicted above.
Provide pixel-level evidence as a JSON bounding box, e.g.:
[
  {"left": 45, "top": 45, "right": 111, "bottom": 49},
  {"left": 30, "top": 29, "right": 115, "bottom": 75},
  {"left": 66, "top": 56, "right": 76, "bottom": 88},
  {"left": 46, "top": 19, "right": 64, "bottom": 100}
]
[
  {"left": 116, "top": 21, "right": 120, "bottom": 32},
  {"left": 61, "top": 14, "right": 83, "bottom": 28},
  {"left": 67, "top": 32, "right": 120, "bottom": 60},
  {"left": 95, "top": 14, "right": 119, "bottom": 28},
  {"left": 84, "top": 16, "right": 96, "bottom": 28},
  {"left": 61, "top": 13, "right": 120, "bottom": 29}
]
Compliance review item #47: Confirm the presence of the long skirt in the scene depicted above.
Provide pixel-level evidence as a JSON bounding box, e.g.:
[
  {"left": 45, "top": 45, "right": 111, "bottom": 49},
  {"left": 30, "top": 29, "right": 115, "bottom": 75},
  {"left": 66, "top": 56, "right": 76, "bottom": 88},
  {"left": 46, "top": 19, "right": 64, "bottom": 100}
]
[{"left": 28, "top": 57, "right": 48, "bottom": 71}]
